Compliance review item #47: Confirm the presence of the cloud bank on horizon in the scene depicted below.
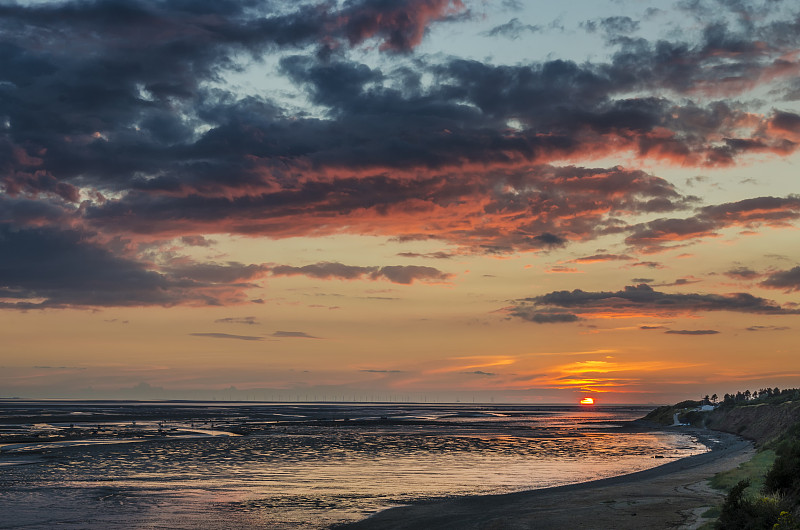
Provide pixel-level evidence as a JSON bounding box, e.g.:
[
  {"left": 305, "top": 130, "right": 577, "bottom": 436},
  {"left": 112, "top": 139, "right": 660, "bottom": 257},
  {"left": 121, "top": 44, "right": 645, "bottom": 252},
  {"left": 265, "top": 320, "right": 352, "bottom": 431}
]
[{"left": 2, "top": 0, "right": 800, "bottom": 401}]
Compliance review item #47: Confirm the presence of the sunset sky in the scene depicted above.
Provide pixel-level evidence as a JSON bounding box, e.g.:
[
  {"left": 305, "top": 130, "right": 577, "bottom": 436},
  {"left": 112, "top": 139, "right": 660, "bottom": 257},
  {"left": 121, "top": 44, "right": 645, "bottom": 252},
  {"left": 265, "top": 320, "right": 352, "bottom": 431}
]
[{"left": 2, "top": 0, "right": 800, "bottom": 403}]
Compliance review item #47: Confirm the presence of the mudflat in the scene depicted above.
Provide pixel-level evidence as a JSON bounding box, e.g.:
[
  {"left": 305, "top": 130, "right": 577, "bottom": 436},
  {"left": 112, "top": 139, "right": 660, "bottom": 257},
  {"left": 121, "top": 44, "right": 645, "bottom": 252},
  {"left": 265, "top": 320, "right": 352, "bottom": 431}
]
[{"left": 342, "top": 430, "right": 753, "bottom": 530}]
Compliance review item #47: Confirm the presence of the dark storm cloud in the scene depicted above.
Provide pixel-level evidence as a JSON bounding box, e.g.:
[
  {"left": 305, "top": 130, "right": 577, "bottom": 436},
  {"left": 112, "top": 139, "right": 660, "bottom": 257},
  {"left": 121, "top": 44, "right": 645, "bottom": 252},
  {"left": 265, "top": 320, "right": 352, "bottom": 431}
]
[
  {"left": 0, "top": 225, "right": 265, "bottom": 308},
  {"left": 770, "top": 111, "right": 800, "bottom": 134},
  {"left": 337, "top": 0, "right": 467, "bottom": 53},
  {"left": 0, "top": 0, "right": 463, "bottom": 198},
  {"left": 3, "top": 1, "right": 793, "bottom": 205},
  {"left": 270, "top": 262, "right": 453, "bottom": 284},
  {"left": 2, "top": 0, "right": 800, "bottom": 309},
  {"left": 507, "top": 283, "right": 800, "bottom": 323},
  {"left": 4, "top": 1, "right": 790, "bottom": 201},
  {"left": 0, "top": 225, "right": 171, "bottom": 309},
  {"left": 761, "top": 266, "right": 800, "bottom": 292}
]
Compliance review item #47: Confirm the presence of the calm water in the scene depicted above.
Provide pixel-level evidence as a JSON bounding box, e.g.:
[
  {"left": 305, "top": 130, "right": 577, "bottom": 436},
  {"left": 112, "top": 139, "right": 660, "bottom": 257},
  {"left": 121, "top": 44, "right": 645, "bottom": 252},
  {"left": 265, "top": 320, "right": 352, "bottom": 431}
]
[{"left": 0, "top": 403, "right": 707, "bottom": 528}]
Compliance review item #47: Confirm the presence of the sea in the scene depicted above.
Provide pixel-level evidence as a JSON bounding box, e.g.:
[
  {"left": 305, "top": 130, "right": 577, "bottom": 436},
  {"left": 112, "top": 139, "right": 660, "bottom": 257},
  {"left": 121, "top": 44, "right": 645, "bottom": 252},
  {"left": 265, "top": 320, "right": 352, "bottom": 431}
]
[{"left": 0, "top": 401, "right": 711, "bottom": 529}]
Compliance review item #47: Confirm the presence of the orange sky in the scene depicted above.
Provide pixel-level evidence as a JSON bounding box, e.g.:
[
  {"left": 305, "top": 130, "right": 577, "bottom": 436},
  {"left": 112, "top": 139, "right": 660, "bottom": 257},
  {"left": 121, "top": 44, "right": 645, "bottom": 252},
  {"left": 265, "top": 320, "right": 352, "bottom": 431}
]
[{"left": 1, "top": 0, "right": 800, "bottom": 403}]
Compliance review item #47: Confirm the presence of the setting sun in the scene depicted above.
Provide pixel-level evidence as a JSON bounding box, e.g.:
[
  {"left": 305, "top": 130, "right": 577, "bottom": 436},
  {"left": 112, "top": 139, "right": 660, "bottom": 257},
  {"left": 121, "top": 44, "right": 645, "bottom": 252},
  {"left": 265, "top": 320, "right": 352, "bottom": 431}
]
[{"left": 580, "top": 397, "right": 595, "bottom": 405}]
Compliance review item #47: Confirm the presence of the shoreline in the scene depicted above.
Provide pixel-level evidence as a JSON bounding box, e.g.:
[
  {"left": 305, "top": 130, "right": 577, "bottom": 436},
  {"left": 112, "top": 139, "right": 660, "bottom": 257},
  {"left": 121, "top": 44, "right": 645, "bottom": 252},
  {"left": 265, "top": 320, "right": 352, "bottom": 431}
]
[{"left": 340, "top": 427, "right": 753, "bottom": 530}]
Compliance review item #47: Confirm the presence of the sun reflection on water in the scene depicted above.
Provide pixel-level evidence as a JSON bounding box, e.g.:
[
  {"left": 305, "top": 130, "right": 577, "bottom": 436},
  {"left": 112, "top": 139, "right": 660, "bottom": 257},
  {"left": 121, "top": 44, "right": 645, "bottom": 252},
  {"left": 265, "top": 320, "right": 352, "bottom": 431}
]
[{"left": 0, "top": 405, "right": 706, "bottom": 529}]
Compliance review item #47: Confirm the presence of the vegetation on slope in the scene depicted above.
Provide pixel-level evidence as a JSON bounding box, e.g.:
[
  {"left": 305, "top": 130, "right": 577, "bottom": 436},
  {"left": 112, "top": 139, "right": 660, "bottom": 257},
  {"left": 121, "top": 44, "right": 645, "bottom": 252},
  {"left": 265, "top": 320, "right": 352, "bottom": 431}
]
[{"left": 656, "top": 387, "right": 800, "bottom": 529}]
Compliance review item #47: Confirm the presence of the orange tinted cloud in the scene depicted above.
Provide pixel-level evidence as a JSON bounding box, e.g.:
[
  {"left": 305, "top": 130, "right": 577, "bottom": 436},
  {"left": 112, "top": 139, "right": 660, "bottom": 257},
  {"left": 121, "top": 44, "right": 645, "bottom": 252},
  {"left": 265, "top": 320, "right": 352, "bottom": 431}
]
[{"left": 512, "top": 359, "right": 702, "bottom": 393}]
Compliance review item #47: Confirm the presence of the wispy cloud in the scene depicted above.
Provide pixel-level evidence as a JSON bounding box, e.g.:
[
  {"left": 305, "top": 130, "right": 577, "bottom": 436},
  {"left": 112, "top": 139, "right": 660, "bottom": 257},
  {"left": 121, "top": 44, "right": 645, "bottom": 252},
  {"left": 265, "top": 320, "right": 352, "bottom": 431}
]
[
  {"left": 270, "top": 262, "right": 453, "bottom": 285},
  {"left": 189, "top": 333, "right": 263, "bottom": 341},
  {"left": 272, "top": 331, "right": 320, "bottom": 339},
  {"left": 214, "top": 316, "right": 260, "bottom": 326},
  {"left": 664, "top": 329, "right": 720, "bottom": 335}
]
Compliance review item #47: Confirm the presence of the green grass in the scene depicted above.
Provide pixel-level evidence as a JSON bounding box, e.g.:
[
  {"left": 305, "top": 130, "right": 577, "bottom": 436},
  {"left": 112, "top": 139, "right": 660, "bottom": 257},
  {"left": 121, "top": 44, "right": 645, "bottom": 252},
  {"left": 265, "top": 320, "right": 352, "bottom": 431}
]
[
  {"left": 709, "top": 449, "right": 776, "bottom": 498},
  {"left": 696, "top": 520, "right": 716, "bottom": 530},
  {"left": 695, "top": 451, "right": 779, "bottom": 529}
]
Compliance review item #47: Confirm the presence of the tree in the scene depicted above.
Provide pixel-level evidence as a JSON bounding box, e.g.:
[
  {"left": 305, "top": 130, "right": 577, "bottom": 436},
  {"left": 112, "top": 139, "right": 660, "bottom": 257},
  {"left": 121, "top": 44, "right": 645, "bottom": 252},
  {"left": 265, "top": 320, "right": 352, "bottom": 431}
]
[{"left": 712, "top": 393, "right": 718, "bottom": 404}]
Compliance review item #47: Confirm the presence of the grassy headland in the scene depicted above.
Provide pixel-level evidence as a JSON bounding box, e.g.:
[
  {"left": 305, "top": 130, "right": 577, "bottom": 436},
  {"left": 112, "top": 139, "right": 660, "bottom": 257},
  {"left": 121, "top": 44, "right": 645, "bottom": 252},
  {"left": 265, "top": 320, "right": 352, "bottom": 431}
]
[{"left": 645, "top": 388, "right": 800, "bottom": 529}]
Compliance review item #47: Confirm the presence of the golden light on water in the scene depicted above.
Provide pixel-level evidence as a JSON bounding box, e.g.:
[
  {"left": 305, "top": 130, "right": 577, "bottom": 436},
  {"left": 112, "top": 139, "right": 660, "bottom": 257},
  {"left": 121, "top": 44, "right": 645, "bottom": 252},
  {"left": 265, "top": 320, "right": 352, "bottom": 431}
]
[{"left": 580, "top": 397, "right": 595, "bottom": 405}]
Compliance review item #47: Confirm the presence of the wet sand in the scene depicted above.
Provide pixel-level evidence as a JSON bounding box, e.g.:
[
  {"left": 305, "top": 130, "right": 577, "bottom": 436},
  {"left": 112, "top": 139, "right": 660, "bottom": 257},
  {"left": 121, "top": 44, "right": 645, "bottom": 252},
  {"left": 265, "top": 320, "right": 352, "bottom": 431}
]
[{"left": 342, "top": 429, "right": 753, "bottom": 530}]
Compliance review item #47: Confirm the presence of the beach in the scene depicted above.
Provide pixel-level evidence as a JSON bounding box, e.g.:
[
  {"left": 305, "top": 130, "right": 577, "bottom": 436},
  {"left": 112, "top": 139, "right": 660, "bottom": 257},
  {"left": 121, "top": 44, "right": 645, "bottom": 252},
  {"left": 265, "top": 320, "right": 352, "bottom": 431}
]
[{"left": 342, "top": 429, "right": 753, "bottom": 530}]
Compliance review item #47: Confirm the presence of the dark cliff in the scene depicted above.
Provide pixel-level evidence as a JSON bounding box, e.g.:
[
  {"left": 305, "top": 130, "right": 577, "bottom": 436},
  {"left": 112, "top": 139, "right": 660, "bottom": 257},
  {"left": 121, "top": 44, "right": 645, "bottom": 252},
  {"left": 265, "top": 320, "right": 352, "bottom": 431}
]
[{"left": 706, "top": 400, "right": 800, "bottom": 446}]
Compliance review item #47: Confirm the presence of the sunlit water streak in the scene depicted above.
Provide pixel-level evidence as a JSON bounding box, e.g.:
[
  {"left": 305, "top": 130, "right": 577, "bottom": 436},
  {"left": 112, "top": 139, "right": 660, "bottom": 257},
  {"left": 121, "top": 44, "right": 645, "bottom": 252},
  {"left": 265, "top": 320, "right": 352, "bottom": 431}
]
[{"left": 0, "top": 403, "right": 707, "bottom": 529}]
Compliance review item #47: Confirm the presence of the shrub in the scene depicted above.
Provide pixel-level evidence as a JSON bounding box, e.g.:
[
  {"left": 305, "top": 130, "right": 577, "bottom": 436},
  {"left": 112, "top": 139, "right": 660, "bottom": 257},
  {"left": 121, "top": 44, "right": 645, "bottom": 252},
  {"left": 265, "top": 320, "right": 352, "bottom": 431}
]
[
  {"left": 764, "top": 436, "right": 800, "bottom": 504},
  {"left": 715, "top": 480, "right": 784, "bottom": 529}
]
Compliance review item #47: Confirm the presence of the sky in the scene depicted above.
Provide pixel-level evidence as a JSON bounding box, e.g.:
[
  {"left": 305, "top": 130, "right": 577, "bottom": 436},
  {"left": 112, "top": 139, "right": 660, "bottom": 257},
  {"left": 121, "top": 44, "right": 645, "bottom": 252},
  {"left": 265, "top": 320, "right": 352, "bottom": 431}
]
[{"left": 2, "top": 0, "right": 800, "bottom": 404}]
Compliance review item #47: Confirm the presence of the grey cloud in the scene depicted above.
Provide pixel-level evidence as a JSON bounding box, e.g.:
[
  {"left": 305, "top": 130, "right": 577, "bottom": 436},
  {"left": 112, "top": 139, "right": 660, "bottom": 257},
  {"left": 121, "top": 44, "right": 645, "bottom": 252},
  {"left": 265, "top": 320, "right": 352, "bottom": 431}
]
[
  {"left": 725, "top": 266, "right": 760, "bottom": 279},
  {"left": 484, "top": 18, "right": 541, "bottom": 39},
  {"left": 397, "top": 251, "right": 454, "bottom": 259},
  {"left": 626, "top": 196, "right": 800, "bottom": 251},
  {"left": 271, "top": 262, "right": 453, "bottom": 284},
  {"left": 653, "top": 278, "right": 701, "bottom": 287},
  {"left": 508, "top": 283, "right": 800, "bottom": 323},
  {"left": 508, "top": 308, "right": 581, "bottom": 324},
  {"left": 189, "top": 332, "right": 263, "bottom": 341},
  {"left": 665, "top": 329, "right": 720, "bottom": 335},
  {"left": 272, "top": 262, "right": 374, "bottom": 280},
  {"left": 569, "top": 253, "right": 633, "bottom": 263},
  {"left": 181, "top": 235, "right": 215, "bottom": 247},
  {"left": 631, "top": 261, "right": 663, "bottom": 268},
  {"left": 215, "top": 316, "right": 259, "bottom": 325},
  {"left": 378, "top": 265, "right": 452, "bottom": 284},
  {"left": 583, "top": 16, "right": 640, "bottom": 38},
  {"left": 1, "top": 0, "right": 800, "bottom": 311},
  {"left": 272, "top": 331, "right": 319, "bottom": 339},
  {"left": 746, "top": 325, "right": 790, "bottom": 332},
  {"left": 761, "top": 266, "right": 800, "bottom": 292},
  {"left": 0, "top": 224, "right": 266, "bottom": 309},
  {"left": 164, "top": 262, "right": 267, "bottom": 284}
]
